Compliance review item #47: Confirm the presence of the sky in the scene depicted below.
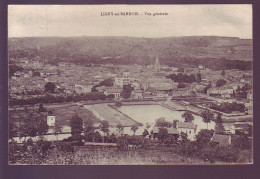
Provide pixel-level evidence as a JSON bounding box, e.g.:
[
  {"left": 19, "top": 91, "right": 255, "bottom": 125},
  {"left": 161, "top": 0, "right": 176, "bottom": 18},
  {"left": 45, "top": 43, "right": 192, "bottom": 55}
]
[{"left": 8, "top": 5, "right": 252, "bottom": 39}]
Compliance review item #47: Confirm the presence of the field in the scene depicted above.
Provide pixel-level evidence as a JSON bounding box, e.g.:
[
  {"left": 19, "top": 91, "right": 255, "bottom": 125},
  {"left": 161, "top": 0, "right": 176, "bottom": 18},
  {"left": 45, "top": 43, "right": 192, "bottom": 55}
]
[
  {"left": 48, "top": 104, "right": 100, "bottom": 126},
  {"left": 14, "top": 145, "right": 214, "bottom": 165},
  {"left": 9, "top": 103, "right": 101, "bottom": 127},
  {"left": 87, "top": 104, "right": 140, "bottom": 127}
]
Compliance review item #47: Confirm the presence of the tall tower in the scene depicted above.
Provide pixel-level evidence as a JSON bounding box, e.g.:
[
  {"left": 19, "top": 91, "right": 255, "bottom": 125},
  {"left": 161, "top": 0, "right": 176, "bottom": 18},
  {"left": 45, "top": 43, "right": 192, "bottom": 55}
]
[{"left": 154, "top": 52, "right": 160, "bottom": 72}]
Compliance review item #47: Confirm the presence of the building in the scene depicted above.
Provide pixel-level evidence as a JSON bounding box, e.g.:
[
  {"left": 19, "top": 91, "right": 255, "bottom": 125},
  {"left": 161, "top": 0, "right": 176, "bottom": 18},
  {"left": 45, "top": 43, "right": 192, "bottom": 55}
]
[
  {"left": 104, "top": 88, "right": 122, "bottom": 98},
  {"left": 207, "top": 86, "right": 234, "bottom": 98},
  {"left": 172, "top": 88, "right": 191, "bottom": 97},
  {"left": 143, "top": 78, "right": 175, "bottom": 91},
  {"left": 151, "top": 126, "right": 179, "bottom": 140},
  {"left": 211, "top": 133, "right": 231, "bottom": 147},
  {"left": 123, "top": 72, "right": 130, "bottom": 78},
  {"left": 223, "top": 123, "right": 236, "bottom": 134},
  {"left": 47, "top": 116, "right": 55, "bottom": 127},
  {"left": 131, "top": 89, "right": 143, "bottom": 99},
  {"left": 176, "top": 122, "right": 196, "bottom": 141},
  {"left": 74, "top": 83, "right": 93, "bottom": 94},
  {"left": 114, "top": 76, "right": 130, "bottom": 88},
  {"left": 198, "top": 65, "right": 206, "bottom": 70},
  {"left": 247, "top": 90, "right": 253, "bottom": 100},
  {"left": 151, "top": 122, "right": 196, "bottom": 141}
]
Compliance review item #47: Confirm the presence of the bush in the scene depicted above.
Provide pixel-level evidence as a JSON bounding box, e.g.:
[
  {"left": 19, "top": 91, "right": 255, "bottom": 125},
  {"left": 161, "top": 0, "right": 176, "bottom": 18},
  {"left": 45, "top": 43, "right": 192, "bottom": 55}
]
[
  {"left": 62, "top": 135, "right": 84, "bottom": 142},
  {"left": 56, "top": 142, "right": 74, "bottom": 152},
  {"left": 36, "top": 140, "right": 52, "bottom": 154},
  {"left": 93, "top": 131, "right": 102, "bottom": 142},
  {"left": 217, "top": 146, "right": 239, "bottom": 163},
  {"left": 127, "top": 136, "right": 143, "bottom": 146},
  {"left": 107, "top": 133, "right": 117, "bottom": 143},
  {"left": 117, "top": 136, "right": 129, "bottom": 151},
  {"left": 237, "top": 150, "right": 253, "bottom": 163}
]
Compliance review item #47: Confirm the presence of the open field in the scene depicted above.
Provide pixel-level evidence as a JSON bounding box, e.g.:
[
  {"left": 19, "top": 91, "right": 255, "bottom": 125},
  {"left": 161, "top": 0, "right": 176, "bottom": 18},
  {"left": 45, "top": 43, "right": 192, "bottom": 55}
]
[
  {"left": 13, "top": 145, "right": 217, "bottom": 165},
  {"left": 9, "top": 103, "right": 100, "bottom": 128},
  {"left": 86, "top": 104, "right": 140, "bottom": 127}
]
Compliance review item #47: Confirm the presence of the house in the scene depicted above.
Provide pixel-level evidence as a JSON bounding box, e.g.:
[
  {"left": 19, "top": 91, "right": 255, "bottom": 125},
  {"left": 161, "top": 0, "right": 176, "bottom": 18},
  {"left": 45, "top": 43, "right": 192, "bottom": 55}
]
[
  {"left": 223, "top": 123, "right": 236, "bottom": 134},
  {"left": 233, "top": 123, "right": 252, "bottom": 136},
  {"left": 207, "top": 86, "right": 234, "bottom": 98},
  {"left": 142, "top": 78, "right": 175, "bottom": 91},
  {"left": 131, "top": 89, "right": 143, "bottom": 99},
  {"left": 211, "top": 133, "right": 231, "bottom": 147},
  {"left": 74, "top": 83, "right": 93, "bottom": 94},
  {"left": 114, "top": 77, "right": 130, "bottom": 88},
  {"left": 247, "top": 90, "right": 253, "bottom": 100},
  {"left": 176, "top": 122, "right": 196, "bottom": 141},
  {"left": 198, "top": 65, "right": 206, "bottom": 70},
  {"left": 151, "top": 126, "right": 179, "bottom": 140},
  {"left": 172, "top": 88, "right": 191, "bottom": 97},
  {"left": 104, "top": 88, "right": 122, "bottom": 98},
  {"left": 47, "top": 116, "right": 55, "bottom": 127}
]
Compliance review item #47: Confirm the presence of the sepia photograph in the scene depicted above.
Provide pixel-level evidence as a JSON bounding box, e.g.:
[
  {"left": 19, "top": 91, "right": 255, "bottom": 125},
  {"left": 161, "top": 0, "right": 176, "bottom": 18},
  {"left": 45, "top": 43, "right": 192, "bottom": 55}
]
[{"left": 8, "top": 5, "right": 253, "bottom": 165}]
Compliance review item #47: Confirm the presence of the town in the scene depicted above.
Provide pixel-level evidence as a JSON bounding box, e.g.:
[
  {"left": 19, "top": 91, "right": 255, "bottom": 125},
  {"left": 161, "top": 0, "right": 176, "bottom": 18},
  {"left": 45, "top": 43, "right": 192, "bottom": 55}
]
[{"left": 8, "top": 42, "right": 253, "bottom": 165}]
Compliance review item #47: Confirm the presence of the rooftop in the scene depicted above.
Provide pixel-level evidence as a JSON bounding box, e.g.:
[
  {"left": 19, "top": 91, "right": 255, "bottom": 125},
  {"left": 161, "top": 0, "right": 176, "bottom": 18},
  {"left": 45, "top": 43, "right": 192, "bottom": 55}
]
[
  {"left": 177, "top": 122, "right": 195, "bottom": 129},
  {"left": 211, "top": 133, "right": 231, "bottom": 146},
  {"left": 152, "top": 126, "right": 179, "bottom": 135}
]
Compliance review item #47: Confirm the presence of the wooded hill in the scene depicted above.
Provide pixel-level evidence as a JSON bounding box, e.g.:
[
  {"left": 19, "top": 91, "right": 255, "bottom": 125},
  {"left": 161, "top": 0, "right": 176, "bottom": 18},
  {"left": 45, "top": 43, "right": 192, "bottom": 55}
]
[{"left": 8, "top": 36, "right": 253, "bottom": 70}]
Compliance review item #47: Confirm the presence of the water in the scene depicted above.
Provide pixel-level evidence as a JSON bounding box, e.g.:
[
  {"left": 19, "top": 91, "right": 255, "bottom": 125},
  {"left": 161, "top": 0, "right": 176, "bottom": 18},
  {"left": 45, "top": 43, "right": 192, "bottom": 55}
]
[{"left": 117, "top": 104, "right": 215, "bottom": 135}]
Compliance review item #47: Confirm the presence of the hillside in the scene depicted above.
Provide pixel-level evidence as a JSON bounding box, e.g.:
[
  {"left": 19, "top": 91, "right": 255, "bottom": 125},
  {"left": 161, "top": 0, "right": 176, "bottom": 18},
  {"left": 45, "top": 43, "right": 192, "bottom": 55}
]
[{"left": 8, "top": 36, "right": 252, "bottom": 68}]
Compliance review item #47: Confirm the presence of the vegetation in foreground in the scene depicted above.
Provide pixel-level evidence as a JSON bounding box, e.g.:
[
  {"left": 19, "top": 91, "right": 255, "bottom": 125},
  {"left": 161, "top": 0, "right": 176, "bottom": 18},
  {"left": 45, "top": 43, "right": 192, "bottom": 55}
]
[{"left": 9, "top": 110, "right": 253, "bottom": 165}]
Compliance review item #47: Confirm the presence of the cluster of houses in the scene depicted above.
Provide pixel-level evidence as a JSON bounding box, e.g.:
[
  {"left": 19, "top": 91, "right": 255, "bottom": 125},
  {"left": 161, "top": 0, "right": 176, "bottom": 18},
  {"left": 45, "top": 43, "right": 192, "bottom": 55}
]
[
  {"left": 151, "top": 121, "right": 197, "bottom": 141},
  {"left": 9, "top": 55, "right": 253, "bottom": 104}
]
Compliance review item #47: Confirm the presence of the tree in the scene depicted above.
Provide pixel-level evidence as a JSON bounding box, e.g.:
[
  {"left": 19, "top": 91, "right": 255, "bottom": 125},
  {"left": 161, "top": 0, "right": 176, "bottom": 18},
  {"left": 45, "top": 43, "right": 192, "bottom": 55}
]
[
  {"left": 232, "top": 134, "right": 252, "bottom": 150},
  {"left": 197, "top": 72, "right": 202, "bottom": 83},
  {"left": 180, "top": 132, "right": 189, "bottom": 143},
  {"left": 117, "top": 123, "right": 124, "bottom": 135},
  {"left": 37, "top": 119, "right": 49, "bottom": 137},
  {"left": 99, "top": 78, "right": 114, "bottom": 87},
  {"left": 143, "top": 129, "right": 149, "bottom": 137},
  {"left": 216, "top": 79, "right": 226, "bottom": 87},
  {"left": 45, "top": 82, "right": 56, "bottom": 93},
  {"left": 38, "top": 103, "right": 46, "bottom": 112},
  {"left": 158, "top": 128, "right": 168, "bottom": 142},
  {"left": 201, "top": 110, "right": 214, "bottom": 129},
  {"left": 54, "top": 122, "right": 62, "bottom": 141},
  {"left": 155, "top": 117, "right": 172, "bottom": 128},
  {"left": 203, "top": 83, "right": 212, "bottom": 94},
  {"left": 33, "top": 71, "right": 41, "bottom": 77},
  {"left": 84, "top": 118, "right": 94, "bottom": 142},
  {"left": 195, "top": 129, "right": 214, "bottom": 149},
  {"left": 93, "top": 131, "right": 102, "bottom": 142},
  {"left": 19, "top": 115, "right": 48, "bottom": 142},
  {"left": 107, "top": 94, "right": 115, "bottom": 99},
  {"left": 215, "top": 113, "right": 225, "bottom": 134},
  {"left": 121, "top": 84, "right": 134, "bottom": 99},
  {"left": 177, "top": 83, "right": 185, "bottom": 88},
  {"left": 131, "top": 125, "right": 139, "bottom": 135},
  {"left": 100, "top": 120, "right": 110, "bottom": 141},
  {"left": 70, "top": 114, "right": 83, "bottom": 139},
  {"left": 9, "top": 122, "right": 18, "bottom": 139},
  {"left": 172, "top": 120, "right": 179, "bottom": 128},
  {"left": 182, "top": 112, "right": 194, "bottom": 122}
]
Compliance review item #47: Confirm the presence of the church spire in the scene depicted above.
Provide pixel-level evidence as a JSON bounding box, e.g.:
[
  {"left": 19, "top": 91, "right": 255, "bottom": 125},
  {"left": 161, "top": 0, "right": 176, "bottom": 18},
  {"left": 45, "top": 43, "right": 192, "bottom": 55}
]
[{"left": 154, "top": 52, "right": 160, "bottom": 72}]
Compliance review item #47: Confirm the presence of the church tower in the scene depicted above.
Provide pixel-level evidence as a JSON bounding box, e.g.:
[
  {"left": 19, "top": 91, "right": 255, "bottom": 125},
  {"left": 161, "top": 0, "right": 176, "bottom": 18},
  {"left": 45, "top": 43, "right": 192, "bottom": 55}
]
[{"left": 154, "top": 52, "right": 160, "bottom": 72}]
